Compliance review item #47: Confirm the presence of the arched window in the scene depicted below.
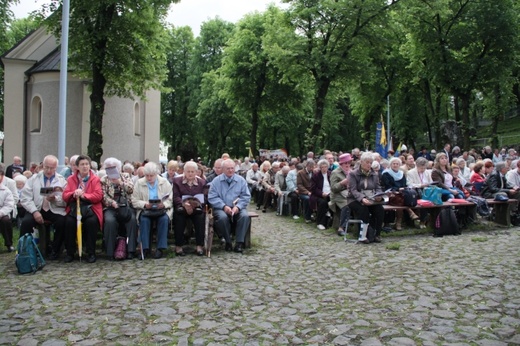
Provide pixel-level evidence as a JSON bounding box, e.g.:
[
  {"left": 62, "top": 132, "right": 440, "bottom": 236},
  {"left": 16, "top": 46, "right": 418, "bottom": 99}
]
[
  {"left": 133, "top": 102, "right": 140, "bottom": 136},
  {"left": 30, "top": 96, "right": 42, "bottom": 133}
]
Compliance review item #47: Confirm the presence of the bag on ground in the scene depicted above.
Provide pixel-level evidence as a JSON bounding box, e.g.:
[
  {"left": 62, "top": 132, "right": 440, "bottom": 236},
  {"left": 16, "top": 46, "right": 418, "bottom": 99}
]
[
  {"left": 467, "top": 195, "right": 490, "bottom": 217},
  {"left": 434, "top": 208, "right": 460, "bottom": 237},
  {"left": 15, "top": 233, "right": 46, "bottom": 274},
  {"left": 113, "top": 236, "right": 127, "bottom": 260}
]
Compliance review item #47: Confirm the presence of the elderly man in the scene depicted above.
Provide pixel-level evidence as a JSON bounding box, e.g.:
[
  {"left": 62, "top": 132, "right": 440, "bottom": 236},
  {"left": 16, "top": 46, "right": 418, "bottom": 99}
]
[
  {"left": 260, "top": 162, "right": 280, "bottom": 212},
  {"left": 206, "top": 158, "right": 223, "bottom": 183},
  {"left": 20, "top": 155, "right": 68, "bottom": 259},
  {"left": 481, "top": 162, "right": 520, "bottom": 204},
  {"left": 208, "top": 159, "right": 251, "bottom": 253},
  {"left": 6, "top": 156, "right": 25, "bottom": 179},
  {"left": 245, "top": 162, "right": 262, "bottom": 203},
  {"left": 274, "top": 165, "right": 292, "bottom": 216}
]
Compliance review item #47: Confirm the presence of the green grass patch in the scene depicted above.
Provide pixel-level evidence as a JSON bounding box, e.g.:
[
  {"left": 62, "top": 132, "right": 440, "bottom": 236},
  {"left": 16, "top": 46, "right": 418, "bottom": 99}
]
[
  {"left": 471, "top": 237, "right": 488, "bottom": 242},
  {"left": 385, "top": 242, "right": 401, "bottom": 251}
]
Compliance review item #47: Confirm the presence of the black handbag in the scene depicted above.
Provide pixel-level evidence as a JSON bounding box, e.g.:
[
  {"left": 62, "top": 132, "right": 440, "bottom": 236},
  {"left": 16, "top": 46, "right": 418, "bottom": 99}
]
[
  {"left": 70, "top": 200, "right": 94, "bottom": 219},
  {"left": 141, "top": 208, "right": 167, "bottom": 218},
  {"left": 115, "top": 196, "right": 132, "bottom": 223}
]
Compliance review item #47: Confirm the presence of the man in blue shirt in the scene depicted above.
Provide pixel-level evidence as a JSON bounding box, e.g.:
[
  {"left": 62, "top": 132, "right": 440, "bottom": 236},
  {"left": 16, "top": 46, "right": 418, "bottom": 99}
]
[{"left": 208, "top": 159, "right": 251, "bottom": 253}]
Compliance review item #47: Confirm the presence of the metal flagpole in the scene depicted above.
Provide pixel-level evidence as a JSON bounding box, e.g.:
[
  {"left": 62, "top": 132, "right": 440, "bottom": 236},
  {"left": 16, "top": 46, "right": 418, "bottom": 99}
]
[
  {"left": 387, "top": 95, "right": 391, "bottom": 151},
  {"left": 58, "top": 0, "right": 70, "bottom": 172}
]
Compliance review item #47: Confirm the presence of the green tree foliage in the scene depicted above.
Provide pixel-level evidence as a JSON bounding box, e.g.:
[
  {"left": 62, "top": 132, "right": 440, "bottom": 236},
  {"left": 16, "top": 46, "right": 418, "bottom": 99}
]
[
  {"left": 43, "top": 0, "right": 177, "bottom": 162},
  {"left": 265, "top": 0, "right": 399, "bottom": 152},
  {"left": 399, "top": 0, "right": 519, "bottom": 150},
  {"left": 161, "top": 26, "right": 195, "bottom": 160},
  {"left": 221, "top": 8, "right": 307, "bottom": 157}
]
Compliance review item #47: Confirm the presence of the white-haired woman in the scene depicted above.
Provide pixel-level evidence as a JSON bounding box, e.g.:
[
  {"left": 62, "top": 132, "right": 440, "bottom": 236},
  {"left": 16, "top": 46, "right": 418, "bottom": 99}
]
[
  {"left": 132, "top": 162, "right": 172, "bottom": 259},
  {"left": 311, "top": 159, "right": 332, "bottom": 230},
  {"left": 101, "top": 157, "right": 138, "bottom": 260},
  {"left": 381, "top": 157, "right": 419, "bottom": 230},
  {"left": 172, "top": 161, "right": 207, "bottom": 256}
]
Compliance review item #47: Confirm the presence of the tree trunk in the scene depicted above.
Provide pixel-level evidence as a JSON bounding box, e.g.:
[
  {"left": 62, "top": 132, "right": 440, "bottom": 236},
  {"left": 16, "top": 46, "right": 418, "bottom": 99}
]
[
  {"left": 459, "top": 93, "right": 471, "bottom": 151},
  {"left": 309, "top": 77, "right": 331, "bottom": 152},
  {"left": 87, "top": 63, "right": 106, "bottom": 163}
]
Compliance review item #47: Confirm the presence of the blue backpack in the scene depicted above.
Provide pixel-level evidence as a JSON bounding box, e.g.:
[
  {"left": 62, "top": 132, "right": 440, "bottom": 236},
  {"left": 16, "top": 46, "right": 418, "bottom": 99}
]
[{"left": 15, "top": 233, "right": 46, "bottom": 274}]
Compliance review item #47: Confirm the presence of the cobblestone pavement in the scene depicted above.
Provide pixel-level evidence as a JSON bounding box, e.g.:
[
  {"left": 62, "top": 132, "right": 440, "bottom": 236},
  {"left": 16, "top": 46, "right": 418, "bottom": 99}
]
[{"left": 1, "top": 206, "right": 519, "bottom": 346}]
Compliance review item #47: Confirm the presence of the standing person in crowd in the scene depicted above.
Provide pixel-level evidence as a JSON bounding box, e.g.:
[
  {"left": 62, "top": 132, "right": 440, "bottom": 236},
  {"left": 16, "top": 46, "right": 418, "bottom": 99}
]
[
  {"left": 100, "top": 157, "right": 138, "bottom": 260},
  {"left": 5, "top": 156, "right": 25, "bottom": 179},
  {"left": 208, "top": 159, "right": 251, "bottom": 253},
  {"left": 311, "top": 159, "right": 331, "bottom": 230},
  {"left": 416, "top": 147, "right": 432, "bottom": 161},
  {"left": 347, "top": 152, "right": 385, "bottom": 243},
  {"left": 330, "top": 153, "right": 353, "bottom": 236},
  {"left": 132, "top": 162, "right": 172, "bottom": 259},
  {"left": 172, "top": 161, "right": 207, "bottom": 256},
  {"left": 297, "top": 160, "right": 315, "bottom": 223},
  {"left": 431, "top": 153, "right": 464, "bottom": 200},
  {"left": 443, "top": 143, "right": 452, "bottom": 163},
  {"left": 20, "top": 155, "right": 68, "bottom": 259},
  {"left": 63, "top": 155, "right": 103, "bottom": 263},
  {"left": 382, "top": 157, "right": 419, "bottom": 230}
]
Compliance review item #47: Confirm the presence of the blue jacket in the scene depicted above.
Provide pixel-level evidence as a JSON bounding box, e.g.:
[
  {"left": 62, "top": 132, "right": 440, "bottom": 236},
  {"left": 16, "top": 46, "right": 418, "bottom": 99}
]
[{"left": 208, "top": 173, "right": 251, "bottom": 211}]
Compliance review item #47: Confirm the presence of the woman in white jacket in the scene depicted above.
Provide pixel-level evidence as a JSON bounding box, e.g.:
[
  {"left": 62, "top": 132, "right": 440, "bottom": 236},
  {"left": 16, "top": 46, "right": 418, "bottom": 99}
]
[{"left": 0, "top": 174, "right": 15, "bottom": 252}]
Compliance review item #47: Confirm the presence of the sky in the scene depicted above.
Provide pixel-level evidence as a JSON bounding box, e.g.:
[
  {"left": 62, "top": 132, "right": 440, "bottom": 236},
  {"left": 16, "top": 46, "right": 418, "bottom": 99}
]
[{"left": 11, "top": 0, "right": 288, "bottom": 37}]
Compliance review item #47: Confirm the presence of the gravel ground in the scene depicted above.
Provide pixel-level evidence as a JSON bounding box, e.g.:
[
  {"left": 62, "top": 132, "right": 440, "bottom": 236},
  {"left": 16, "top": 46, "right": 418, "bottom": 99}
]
[{"left": 0, "top": 206, "right": 519, "bottom": 346}]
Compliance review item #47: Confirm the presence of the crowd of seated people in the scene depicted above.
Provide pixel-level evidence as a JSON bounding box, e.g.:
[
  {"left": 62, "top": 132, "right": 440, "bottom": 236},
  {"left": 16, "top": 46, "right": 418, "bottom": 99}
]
[{"left": 2, "top": 143, "right": 519, "bottom": 257}]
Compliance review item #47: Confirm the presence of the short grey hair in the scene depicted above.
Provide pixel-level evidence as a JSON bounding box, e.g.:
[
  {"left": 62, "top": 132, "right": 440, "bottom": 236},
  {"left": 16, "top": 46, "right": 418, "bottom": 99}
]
[
  {"left": 317, "top": 159, "right": 329, "bottom": 168},
  {"left": 123, "top": 163, "right": 135, "bottom": 173},
  {"left": 389, "top": 157, "right": 401, "bottom": 165},
  {"left": 184, "top": 161, "right": 198, "bottom": 171},
  {"left": 143, "top": 162, "right": 160, "bottom": 175},
  {"left": 360, "top": 152, "right": 373, "bottom": 163},
  {"left": 495, "top": 162, "right": 506, "bottom": 172},
  {"left": 456, "top": 158, "right": 466, "bottom": 166},
  {"left": 104, "top": 157, "right": 122, "bottom": 171},
  {"left": 415, "top": 157, "right": 428, "bottom": 167}
]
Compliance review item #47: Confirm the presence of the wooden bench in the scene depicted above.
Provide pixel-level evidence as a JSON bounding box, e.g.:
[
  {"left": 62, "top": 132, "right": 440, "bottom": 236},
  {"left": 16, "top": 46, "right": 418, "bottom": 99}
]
[
  {"left": 383, "top": 201, "right": 477, "bottom": 228},
  {"left": 244, "top": 211, "right": 258, "bottom": 248},
  {"left": 486, "top": 199, "right": 518, "bottom": 226}
]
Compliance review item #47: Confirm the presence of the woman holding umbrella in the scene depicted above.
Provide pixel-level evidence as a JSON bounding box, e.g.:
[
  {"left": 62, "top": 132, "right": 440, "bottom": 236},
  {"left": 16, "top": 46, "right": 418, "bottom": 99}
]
[{"left": 63, "top": 155, "right": 103, "bottom": 263}]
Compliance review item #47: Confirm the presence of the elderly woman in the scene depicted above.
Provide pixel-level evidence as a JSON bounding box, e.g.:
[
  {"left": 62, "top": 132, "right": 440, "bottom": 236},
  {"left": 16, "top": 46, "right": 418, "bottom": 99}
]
[
  {"left": 381, "top": 157, "right": 419, "bottom": 230},
  {"left": 173, "top": 161, "right": 207, "bottom": 256},
  {"left": 406, "top": 157, "right": 432, "bottom": 228},
  {"left": 14, "top": 174, "right": 27, "bottom": 228},
  {"left": 162, "top": 160, "right": 179, "bottom": 185},
  {"left": 0, "top": 175, "right": 15, "bottom": 252},
  {"left": 470, "top": 162, "right": 486, "bottom": 195},
  {"left": 63, "top": 155, "right": 104, "bottom": 263},
  {"left": 330, "top": 153, "right": 353, "bottom": 236},
  {"left": 254, "top": 161, "right": 269, "bottom": 210},
  {"left": 431, "top": 153, "right": 464, "bottom": 200},
  {"left": 101, "top": 157, "right": 138, "bottom": 260},
  {"left": 132, "top": 162, "right": 172, "bottom": 259},
  {"left": 311, "top": 159, "right": 331, "bottom": 230},
  {"left": 261, "top": 161, "right": 280, "bottom": 213},
  {"left": 456, "top": 158, "right": 471, "bottom": 182},
  {"left": 347, "top": 152, "right": 385, "bottom": 243}
]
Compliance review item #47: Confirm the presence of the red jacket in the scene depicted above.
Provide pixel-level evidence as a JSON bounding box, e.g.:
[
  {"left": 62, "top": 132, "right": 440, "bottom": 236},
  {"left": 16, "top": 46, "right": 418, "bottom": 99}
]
[{"left": 63, "top": 170, "right": 104, "bottom": 228}]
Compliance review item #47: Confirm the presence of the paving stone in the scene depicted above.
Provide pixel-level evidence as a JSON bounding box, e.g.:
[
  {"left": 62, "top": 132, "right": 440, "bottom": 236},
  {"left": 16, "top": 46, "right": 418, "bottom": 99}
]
[{"left": 0, "top": 209, "right": 518, "bottom": 345}]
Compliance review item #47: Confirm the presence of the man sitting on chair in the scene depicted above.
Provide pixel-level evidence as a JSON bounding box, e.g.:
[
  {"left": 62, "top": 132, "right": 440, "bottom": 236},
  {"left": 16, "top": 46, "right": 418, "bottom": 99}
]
[{"left": 208, "top": 159, "right": 251, "bottom": 253}]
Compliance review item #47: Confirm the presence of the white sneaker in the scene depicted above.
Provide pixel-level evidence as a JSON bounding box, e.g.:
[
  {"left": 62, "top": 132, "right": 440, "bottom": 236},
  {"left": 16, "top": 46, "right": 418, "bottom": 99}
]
[
  {"left": 292, "top": 215, "right": 300, "bottom": 220},
  {"left": 317, "top": 224, "right": 326, "bottom": 230}
]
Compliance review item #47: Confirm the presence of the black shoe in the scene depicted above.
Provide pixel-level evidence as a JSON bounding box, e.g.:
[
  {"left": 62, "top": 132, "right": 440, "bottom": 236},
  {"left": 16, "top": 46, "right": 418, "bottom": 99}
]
[
  {"left": 256, "top": 205, "right": 261, "bottom": 210},
  {"left": 262, "top": 208, "right": 267, "bottom": 213},
  {"left": 154, "top": 249, "right": 163, "bottom": 259},
  {"left": 7, "top": 246, "right": 14, "bottom": 253},
  {"left": 234, "top": 243, "right": 244, "bottom": 253},
  {"left": 87, "top": 255, "right": 96, "bottom": 263},
  {"left": 49, "top": 252, "right": 59, "bottom": 260},
  {"left": 126, "top": 252, "right": 135, "bottom": 260},
  {"left": 64, "top": 255, "right": 74, "bottom": 263},
  {"left": 225, "top": 242, "right": 233, "bottom": 252},
  {"left": 196, "top": 249, "right": 204, "bottom": 256},
  {"left": 139, "top": 250, "right": 148, "bottom": 260},
  {"left": 175, "top": 250, "right": 186, "bottom": 257}
]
